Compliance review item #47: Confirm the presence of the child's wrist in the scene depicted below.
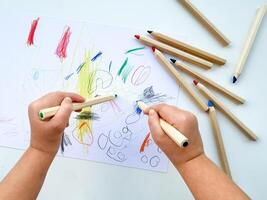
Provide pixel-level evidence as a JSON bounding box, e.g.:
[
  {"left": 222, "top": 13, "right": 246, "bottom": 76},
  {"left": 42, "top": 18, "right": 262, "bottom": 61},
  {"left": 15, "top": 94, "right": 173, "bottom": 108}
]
[{"left": 174, "top": 152, "right": 206, "bottom": 171}]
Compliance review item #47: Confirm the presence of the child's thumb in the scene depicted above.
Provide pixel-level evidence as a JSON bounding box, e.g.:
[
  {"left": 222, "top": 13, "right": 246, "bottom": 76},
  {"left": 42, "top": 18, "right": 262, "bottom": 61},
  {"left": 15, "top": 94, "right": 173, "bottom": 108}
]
[{"left": 52, "top": 97, "right": 73, "bottom": 128}]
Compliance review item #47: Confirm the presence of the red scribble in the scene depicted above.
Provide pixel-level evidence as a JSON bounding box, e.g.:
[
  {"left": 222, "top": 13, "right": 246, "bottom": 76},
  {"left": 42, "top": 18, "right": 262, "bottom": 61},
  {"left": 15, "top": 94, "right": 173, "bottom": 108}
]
[
  {"left": 55, "top": 26, "right": 71, "bottom": 60},
  {"left": 26, "top": 17, "right": 40, "bottom": 46},
  {"left": 140, "top": 132, "right": 151, "bottom": 153}
]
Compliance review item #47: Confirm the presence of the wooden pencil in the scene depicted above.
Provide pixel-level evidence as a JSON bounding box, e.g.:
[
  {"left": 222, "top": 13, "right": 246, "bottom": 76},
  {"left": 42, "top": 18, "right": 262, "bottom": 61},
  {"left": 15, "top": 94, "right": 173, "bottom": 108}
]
[
  {"left": 171, "top": 59, "right": 245, "bottom": 104},
  {"left": 153, "top": 48, "right": 209, "bottom": 112},
  {"left": 148, "top": 30, "right": 226, "bottom": 65},
  {"left": 135, "top": 35, "right": 213, "bottom": 69},
  {"left": 194, "top": 81, "right": 257, "bottom": 141},
  {"left": 233, "top": 5, "right": 267, "bottom": 83},
  {"left": 208, "top": 101, "right": 232, "bottom": 178},
  {"left": 180, "top": 0, "right": 230, "bottom": 46},
  {"left": 137, "top": 101, "right": 189, "bottom": 148},
  {"left": 39, "top": 94, "right": 117, "bottom": 120}
]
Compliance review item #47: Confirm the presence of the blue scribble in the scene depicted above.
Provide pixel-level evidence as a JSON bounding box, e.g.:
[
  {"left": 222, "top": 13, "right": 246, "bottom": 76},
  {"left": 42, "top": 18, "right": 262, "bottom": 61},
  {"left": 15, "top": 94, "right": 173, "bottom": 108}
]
[
  {"left": 109, "top": 60, "right": 112, "bottom": 72},
  {"left": 76, "top": 62, "right": 85, "bottom": 74},
  {"left": 91, "top": 51, "right": 102, "bottom": 62},
  {"left": 64, "top": 72, "right": 74, "bottom": 80}
]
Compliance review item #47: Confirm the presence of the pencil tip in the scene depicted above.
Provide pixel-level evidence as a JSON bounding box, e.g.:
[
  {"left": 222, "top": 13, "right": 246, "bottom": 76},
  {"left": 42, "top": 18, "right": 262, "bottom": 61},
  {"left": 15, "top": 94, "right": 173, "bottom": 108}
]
[
  {"left": 170, "top": 58, "right": 176, "bottom": 64},
  {"left": 182, "top": 141, "right": 189, "bottom": 147},
  {"left": 135, "top": 106, "right": 142, "bottom": 115},
  {"left": 207, "top": 100, "right": 214, "bottom": 107},
  {"left": 114, "top": 94, "right": 118, "bottom": 98},
  {"left": 134, "top": 35, "right": 140, "bottom": 39},
  {"left": 193, "top": 80, "right": 198, "bottom": 86},
  {"left": 152, "top": 47, "right": 156, "bottom": 52},
  {"left": 147, "top": 30, "right": 153, "bottom": 34},
  {"left": 232, "top": 76, "right": 237, "bottom": 83}
]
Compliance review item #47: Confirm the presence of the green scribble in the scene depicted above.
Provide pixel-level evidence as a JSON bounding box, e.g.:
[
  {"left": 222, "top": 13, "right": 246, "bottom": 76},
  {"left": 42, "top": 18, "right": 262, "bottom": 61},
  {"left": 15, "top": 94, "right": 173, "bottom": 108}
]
[
  {"left": 121, "top": 64, "right": 134, "bottom": 83},
  {"left": 125, "top": 46, "right": 145, "bottom": 54},
  {"left": 75, "top": 111, "right": 99, "bottom": 120},
  {"left": 117, "top": 57, "right": 128, "bottom": 76}
]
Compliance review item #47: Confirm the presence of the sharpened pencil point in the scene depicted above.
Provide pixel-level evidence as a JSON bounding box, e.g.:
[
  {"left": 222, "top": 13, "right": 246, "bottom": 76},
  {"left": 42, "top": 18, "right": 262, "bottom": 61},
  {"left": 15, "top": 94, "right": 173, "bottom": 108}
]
[
  {"left": 134, "top": 35, "right": 140, "bottom": 39},
  {"left": 170, "top": 58, "right": 176, "bottom": 64},
  {"left": 207, "top": 100, "right": 214, "bottom": 107},
  {"left": 114, "top": 94, "right": 118, "bottom": 98},
  {"left": 152, "top": 47, "right": 156, "bottom": 52},
  {"left": 147, "top": 30, "right": 153, "bottom": 34},
  {"left": 193, "top": 80, "right": 199, "bottom": 86},
  {"left": 232, "top": 76, "right": 237, "bottom": 84}
]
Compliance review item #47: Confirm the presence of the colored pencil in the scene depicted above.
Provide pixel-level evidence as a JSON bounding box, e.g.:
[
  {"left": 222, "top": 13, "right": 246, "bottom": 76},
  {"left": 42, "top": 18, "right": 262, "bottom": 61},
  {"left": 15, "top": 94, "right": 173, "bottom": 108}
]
[
  {"left": 134, "top": 35, "right": 213, "bottom": 69},
  {"left": 194, "top": 81, "right": 257, "bottom": 141},
  {"left": 39, "top": 94, "right": 117, "bottom": 120},
  {"left": 233, "top": 5, "right": 267, "bottom": 83},
  {"left": 137, "top": 101, "right": 189, "bottom": 148},
  {"left": 148, "top": 30, "right": 226, "bottom": 65},
  {"left": 180, "top": 0, "right": 230, "bottom": 46},
  {"left": 153, "top": 48, "right": 209, "bottom": 112},
  {"left": 208, "top": 101, "right": 232, "bottom": 178},
  {"left": 171, "top": 59, "right": 245, "bottom": 104}
]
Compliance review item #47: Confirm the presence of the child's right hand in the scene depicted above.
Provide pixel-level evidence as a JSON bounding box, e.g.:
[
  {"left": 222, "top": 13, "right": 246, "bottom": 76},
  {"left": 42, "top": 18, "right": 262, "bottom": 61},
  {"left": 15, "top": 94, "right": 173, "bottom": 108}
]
[{"left": 145, "top": 104, "right": 204, "bottom": 168}]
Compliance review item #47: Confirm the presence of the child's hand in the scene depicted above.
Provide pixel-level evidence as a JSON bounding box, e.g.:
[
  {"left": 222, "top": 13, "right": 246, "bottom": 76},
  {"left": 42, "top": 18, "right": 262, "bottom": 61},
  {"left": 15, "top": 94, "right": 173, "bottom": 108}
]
[
  {"left": 28, "top": 92, "right": 85, "bottom": 156},
  {"left": 145, "top": 104, "right": 204, "bottom": 168}
]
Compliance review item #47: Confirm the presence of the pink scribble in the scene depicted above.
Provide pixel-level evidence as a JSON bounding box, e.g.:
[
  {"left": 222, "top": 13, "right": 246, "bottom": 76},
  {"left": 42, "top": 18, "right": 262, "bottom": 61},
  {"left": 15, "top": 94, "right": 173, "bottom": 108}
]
[
  {"left": 26, "top": 17, "right": 40, "bottom": 46},
  {"left": 55, "top": 26, "right": 71, "bottom": 60}
]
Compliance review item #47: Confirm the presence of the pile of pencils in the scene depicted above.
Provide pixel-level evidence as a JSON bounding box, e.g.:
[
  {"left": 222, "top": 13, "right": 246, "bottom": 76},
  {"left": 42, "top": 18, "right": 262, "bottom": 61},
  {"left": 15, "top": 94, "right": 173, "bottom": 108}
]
[{"left": 135, "top": 0, "right": 267, "bottom": 179}]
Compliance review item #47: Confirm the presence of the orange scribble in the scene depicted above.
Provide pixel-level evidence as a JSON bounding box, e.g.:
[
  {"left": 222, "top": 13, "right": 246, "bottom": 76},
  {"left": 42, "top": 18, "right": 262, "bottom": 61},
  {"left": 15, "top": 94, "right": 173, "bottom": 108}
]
[
  {"left": 140, "top": 132, "right": 150, "bottom": 153},
  {"left": 79, "top": 121, "right": 87, "bottom": 129}
]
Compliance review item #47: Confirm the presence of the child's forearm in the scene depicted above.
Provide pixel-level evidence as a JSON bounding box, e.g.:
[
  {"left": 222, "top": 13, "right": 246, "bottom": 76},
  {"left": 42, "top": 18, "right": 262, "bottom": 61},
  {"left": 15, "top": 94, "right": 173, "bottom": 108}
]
[
  {"left": 0, "top": 147, "right": 54, "bottom": 200},
  {"left": 176, "top": 153, "right": 250, "bottom": 200}
]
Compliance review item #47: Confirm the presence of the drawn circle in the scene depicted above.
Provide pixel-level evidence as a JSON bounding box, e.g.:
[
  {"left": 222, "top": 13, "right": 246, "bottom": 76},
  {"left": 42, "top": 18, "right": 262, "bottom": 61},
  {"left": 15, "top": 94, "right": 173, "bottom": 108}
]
[
  {"left": 108, "top": 147, "right": 117, "bottom": 155},
  {"left": 97, "top": 134, "right": 108, "bottom": 150},
  {"left": 122, "top": 127, "right": 129, "bottom": 134},
  {"left": 150, "top": 156, "right": 160, "bottom": 167},
  {"left": 125, "top": 112, "right": 141, "bottom": 125},
  {"left": 131, "top": 65, "right": 151, "bottom": 86},
  {"left": 141, "top": 155, "right": 149, "bottom": 164},
  {"left": 117, "top": 152, "right": 126, "bottom": 160},
  {"left": 114, "top": 131, "right": 122, "bottom": 138}
]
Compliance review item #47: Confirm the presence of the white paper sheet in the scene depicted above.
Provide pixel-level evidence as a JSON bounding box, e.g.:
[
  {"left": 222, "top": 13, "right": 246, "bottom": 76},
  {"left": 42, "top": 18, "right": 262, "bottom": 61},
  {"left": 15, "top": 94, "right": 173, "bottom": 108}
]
[{"left": 0, "top": 15, "right": 180, "bottom": 172}]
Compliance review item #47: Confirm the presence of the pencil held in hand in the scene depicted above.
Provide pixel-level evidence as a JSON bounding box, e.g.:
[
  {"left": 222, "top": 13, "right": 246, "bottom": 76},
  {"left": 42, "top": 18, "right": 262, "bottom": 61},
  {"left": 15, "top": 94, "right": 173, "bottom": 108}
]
[
  {"left": 137, "top": 101, "right": 189, "bottom": 148},
  {"left": 39, "top": 94, "right": 117, "bottom": 120}
]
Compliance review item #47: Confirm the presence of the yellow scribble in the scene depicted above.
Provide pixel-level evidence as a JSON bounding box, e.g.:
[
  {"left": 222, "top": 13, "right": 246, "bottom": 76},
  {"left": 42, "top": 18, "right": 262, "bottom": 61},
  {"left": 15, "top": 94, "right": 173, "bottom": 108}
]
[{"left": 76, "top": 50, "right": 96, "bottom": 145}]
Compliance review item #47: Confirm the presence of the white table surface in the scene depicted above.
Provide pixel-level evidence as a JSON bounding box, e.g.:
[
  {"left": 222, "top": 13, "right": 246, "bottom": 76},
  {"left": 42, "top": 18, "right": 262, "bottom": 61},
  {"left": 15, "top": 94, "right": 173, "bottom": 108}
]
[{"left": 0, "top": 0, "right": 267, "bottom": 199}]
